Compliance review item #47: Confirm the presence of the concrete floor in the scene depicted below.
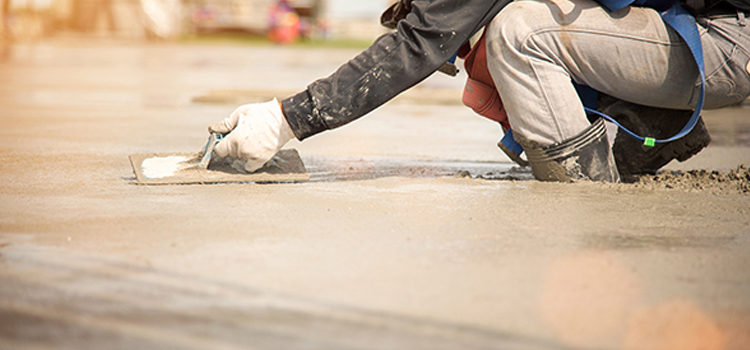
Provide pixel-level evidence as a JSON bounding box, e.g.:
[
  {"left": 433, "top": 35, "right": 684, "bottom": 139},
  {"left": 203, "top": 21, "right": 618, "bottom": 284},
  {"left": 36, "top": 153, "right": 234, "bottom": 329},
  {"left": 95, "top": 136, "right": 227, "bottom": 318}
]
[{"left": 1, "top": 38, "right": 749, "bottom": 350}]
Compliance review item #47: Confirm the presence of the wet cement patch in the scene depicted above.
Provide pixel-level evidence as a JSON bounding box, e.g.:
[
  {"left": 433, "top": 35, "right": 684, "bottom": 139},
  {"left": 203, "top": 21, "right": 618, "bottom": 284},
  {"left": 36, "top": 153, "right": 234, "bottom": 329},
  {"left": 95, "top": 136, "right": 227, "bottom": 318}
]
[
  {"left": 633, "top": 164, "right": 750, "bottom": 195},
  {"left": 302, "top": 155, "right": 750, "bottom": 197},
  {"left": 303, "top": 156, "right": 534, "bottom": 182},
  {"left": 302, "top": 154, "right": 750, "bottom": 197}
]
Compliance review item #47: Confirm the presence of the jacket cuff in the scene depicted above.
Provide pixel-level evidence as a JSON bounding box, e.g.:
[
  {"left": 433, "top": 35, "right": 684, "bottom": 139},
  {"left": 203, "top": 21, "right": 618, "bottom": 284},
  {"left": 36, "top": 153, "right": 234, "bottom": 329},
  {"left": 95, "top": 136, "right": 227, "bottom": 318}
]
[{"left": 281, "top": 90, "right": 328, "bottom": 141}]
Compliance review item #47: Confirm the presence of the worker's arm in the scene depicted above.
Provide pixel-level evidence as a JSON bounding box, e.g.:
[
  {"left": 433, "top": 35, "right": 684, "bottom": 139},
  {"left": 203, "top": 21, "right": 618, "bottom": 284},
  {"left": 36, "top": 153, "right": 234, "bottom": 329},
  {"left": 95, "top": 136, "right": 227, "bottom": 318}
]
[
  {"left": 282, "top": 0, "right": 512, "bottom": 141},
  {"left": 207, "top": 0, "right": 512, "bottom": 172}
]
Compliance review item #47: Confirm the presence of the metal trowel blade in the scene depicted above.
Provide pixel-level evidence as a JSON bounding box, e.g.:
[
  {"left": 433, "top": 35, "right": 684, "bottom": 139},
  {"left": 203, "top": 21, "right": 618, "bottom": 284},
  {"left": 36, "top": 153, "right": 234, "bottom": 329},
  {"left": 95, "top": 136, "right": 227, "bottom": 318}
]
[{"left": 128, "top": 149, "right": 309, "bottom": 185}]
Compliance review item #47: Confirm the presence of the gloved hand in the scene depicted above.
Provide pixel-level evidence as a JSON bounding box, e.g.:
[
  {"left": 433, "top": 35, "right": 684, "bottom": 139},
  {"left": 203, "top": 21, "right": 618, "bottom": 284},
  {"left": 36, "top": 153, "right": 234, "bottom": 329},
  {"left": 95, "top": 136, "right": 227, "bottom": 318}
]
[{"left": 207, "top": 99, "right": 296, "bottom": 173}]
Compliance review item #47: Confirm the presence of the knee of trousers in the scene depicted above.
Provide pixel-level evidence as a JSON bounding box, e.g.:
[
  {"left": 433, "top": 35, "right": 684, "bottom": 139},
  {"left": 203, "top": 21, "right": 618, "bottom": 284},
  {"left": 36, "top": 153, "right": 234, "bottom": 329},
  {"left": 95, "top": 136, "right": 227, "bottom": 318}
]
[{"left": 487, "top": 0, "right": 557, "bottom": 57}]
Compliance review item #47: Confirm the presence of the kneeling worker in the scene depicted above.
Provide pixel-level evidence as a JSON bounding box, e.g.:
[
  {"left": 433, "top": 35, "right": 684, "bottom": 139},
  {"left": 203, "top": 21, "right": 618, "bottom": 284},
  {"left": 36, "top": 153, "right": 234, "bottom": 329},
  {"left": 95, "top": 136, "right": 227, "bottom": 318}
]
[{"left": 208, "top": 0, "right": 750, "bottom": 182}]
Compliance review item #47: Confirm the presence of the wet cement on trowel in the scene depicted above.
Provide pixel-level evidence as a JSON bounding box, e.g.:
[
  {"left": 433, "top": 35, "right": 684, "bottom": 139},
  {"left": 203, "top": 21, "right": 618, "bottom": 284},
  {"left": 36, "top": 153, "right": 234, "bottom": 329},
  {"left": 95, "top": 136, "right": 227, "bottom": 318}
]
[{"left": 129, "top": 149, "right": 309, "bottom": 185}]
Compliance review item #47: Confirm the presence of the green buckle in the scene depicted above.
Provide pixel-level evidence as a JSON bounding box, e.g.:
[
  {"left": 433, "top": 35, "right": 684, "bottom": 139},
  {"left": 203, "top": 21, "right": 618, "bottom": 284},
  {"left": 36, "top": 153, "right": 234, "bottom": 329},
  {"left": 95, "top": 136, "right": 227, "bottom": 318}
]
[{"left": 643, "top": 137, "right": 656, "bottom": 148}]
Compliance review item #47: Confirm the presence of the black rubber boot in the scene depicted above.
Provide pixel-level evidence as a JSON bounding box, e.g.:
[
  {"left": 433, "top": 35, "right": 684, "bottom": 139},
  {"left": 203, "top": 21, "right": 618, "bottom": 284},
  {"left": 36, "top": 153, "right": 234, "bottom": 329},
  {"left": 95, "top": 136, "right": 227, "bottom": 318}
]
[
  {"left": 596, "top": 95, "right": 711, "bottom": 183},
  {"left": 519, "top": 118, "right": 621, "bottom": 183}
]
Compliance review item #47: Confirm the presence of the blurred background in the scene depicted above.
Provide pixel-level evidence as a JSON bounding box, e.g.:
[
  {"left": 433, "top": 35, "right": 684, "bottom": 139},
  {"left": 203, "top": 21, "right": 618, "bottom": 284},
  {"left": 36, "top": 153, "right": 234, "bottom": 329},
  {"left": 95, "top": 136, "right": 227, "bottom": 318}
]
[{"left": 0, "top": 0, "right": 390, "bottom": 49}]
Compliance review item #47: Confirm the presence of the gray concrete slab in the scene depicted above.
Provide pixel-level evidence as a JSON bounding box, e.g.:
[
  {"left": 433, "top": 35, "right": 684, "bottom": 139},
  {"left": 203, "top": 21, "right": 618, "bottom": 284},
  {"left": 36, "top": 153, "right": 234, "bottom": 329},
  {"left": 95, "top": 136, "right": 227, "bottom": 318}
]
[{"left": 0, "top": 38, "right": 749, "bottom": 350}]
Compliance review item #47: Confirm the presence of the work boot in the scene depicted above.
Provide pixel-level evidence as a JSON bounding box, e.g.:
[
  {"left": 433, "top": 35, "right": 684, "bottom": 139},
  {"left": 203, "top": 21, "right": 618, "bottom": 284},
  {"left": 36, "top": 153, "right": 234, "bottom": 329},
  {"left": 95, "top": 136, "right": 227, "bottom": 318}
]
[
  {"left": 518, "top": 118, "right": 621, "bottom": 183},
  {"left": 596, "top": 95, "right": 711, "bottom": 183}
]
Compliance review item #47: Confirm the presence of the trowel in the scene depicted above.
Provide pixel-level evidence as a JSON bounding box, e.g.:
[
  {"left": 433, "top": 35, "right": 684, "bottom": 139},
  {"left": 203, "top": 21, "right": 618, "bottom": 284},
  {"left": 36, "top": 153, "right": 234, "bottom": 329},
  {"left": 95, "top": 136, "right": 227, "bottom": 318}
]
[{"left": 129, "top": 133, "right": 309, "bottom": 185}]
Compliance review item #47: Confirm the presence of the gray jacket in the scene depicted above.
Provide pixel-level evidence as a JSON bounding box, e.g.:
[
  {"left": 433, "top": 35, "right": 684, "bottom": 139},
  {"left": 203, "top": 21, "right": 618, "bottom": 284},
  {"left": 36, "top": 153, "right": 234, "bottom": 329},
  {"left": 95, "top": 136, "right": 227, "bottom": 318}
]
[
  {"left": 280, "top": 0, "right": 748, "bottom": 141},
  {"left": 281, "top": 0, "right": 512, "bottom": 141}
]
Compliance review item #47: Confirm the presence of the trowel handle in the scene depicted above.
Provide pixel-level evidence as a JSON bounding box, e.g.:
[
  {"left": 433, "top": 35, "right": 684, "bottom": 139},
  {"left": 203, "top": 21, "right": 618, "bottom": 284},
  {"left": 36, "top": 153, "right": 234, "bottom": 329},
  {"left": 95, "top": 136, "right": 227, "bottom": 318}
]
[{"left": 198, "top": 132, "right": 224, "bottom": 169}]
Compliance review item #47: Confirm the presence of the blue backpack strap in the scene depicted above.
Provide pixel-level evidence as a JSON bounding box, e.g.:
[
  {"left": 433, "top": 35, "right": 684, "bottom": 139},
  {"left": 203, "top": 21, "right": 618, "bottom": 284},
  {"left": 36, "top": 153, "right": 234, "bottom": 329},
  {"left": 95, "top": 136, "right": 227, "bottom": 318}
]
[{"left": 587, "top": 0, "right": 705, "bottom": 147}]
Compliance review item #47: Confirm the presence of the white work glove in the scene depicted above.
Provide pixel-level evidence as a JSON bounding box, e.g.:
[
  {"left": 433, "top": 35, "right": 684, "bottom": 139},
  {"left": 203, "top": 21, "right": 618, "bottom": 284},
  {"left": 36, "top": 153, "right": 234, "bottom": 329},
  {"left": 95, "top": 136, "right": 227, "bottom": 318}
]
[{"left": 207, "top": 98, "right": 295, "bottom": 173}]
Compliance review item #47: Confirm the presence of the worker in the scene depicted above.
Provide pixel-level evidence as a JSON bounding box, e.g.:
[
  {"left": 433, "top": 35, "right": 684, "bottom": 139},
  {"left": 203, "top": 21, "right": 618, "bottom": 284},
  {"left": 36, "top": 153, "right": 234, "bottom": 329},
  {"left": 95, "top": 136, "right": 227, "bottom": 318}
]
[{"left": 208, "top": 0, "right": 750, "bottom": 182}]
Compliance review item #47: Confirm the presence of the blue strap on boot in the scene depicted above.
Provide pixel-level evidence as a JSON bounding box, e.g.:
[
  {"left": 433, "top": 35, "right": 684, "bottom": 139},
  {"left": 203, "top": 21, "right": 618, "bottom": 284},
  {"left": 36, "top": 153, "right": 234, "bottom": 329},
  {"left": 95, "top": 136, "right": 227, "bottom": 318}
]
[
  {"left": 585, "top": 0, "right": 706, "bottom": 147},
  {"left": 504, "top": 0, "right": 705, "bottom": 156}
]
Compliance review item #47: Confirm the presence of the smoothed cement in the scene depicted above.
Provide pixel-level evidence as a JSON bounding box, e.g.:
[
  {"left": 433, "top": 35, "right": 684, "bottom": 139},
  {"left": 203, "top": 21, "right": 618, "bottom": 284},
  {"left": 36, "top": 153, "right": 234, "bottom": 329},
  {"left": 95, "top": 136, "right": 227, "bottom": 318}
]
[{"left": 1, "top": 38, "right": 749, "bottom": 350}]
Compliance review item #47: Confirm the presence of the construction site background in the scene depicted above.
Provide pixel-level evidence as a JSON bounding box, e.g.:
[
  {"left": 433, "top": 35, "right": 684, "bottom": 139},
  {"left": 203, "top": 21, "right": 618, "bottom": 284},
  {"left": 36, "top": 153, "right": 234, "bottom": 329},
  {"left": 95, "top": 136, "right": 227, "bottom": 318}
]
[{"left": 0, "top": 0, "right": 390, "bottom": 44}]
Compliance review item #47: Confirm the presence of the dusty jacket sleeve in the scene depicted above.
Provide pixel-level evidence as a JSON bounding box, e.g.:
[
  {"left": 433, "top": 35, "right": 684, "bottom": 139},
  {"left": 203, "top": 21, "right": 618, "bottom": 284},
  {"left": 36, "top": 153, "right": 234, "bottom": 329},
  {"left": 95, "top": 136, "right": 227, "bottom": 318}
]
[{"left": 281, "top": 0, "right": 511, "bottom": 141}]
